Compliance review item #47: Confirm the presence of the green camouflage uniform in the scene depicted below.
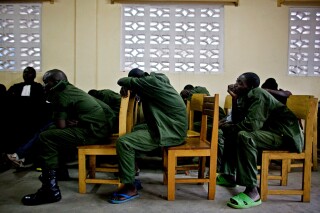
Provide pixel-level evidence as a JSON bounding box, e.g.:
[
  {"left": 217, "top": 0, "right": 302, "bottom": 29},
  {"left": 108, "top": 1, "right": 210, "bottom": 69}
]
[
  {"left": 91, "top": 89, "right": 121, "bottom": 133},
  {"left": 220, "top": 88, "right": 303, "bottom": 187},
  {"left": 38, "top": 81, "right": 115, "bottom": 169},
  {"left": 117, "top": 72, "right": 187, "bottom": 183}
]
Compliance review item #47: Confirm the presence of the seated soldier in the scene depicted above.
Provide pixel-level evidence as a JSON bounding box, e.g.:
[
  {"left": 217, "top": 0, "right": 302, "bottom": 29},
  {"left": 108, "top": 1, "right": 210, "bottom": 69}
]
[
  {"left": 218, "top": 72, "right": 302, "bottom": 209},
  {"left": 88, "top": 89, "right": 121, "bottom": 133},
  {"left": 108, "top": 68, "right": 187, "bottom": 204},
  {"left": 261, "top": 78, "right": 292, "bottom": 105},
  {"left": 21, "top": 69, "right": 116, "bottom": 206},
  {"left": 180, "top": 84, "right": 226, "bottom": 125},
  {"left": 180, "top": 84, "right": 210, "bottom": 104}
]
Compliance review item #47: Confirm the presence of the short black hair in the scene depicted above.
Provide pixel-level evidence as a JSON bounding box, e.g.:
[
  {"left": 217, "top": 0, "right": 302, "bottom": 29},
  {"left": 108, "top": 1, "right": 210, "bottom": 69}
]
[
  {"left": 88, "top": 89, "right": 98, "bottom": 97},
  {"left": 261, "top": 78, "right": 278, "bottom": 90},
  {"left": 242, "top": 72, "right": 260, "bottom": 89},
  {"left": 183, "top": 84, "right": 194, "bottom": 90},
  {"left": 128, "top": 68, "right": 145, "bottom": 78},
  {"left": 23, "top": 66, "right": 36, "bottom": 74},
  {"left": 43, "top": 69, "right": 68, "bottom": 82}
]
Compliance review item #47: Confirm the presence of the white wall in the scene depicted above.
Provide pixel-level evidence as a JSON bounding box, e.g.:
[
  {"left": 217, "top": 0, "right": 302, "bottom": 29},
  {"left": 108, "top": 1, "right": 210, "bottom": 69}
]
[{"left": 1, "top": 0, "right": 319, "bottom": 106}]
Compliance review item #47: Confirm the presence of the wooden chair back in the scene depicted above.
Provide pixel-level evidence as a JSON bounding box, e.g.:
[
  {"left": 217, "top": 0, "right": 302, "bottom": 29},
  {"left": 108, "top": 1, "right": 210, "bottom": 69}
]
[
  {"left": 287, "top": 96, "right": 319, "bottom": 170},
  {"left": 201, "top": 95, "right": 220, "bottom": 144},
  {"left": 286, "top": 95, "right": 315, "bottom": 155},
  {"left": 187, "top": 93, "right": 206, "bottom": 137}
]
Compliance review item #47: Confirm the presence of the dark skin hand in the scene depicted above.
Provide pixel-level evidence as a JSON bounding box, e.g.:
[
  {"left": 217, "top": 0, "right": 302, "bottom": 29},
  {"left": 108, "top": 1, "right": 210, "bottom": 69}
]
[
  {"left": 120, "top": 86, "right": 129, "bottom": 98},
  {"left": 55, "top": 119, "right": 78, "bottom": 129},
  {"left": 262, "top": 88, "right": 292, "bottom": 98},
  {"left": 220, "top": 75, "right": 250, "bottom": 129},
  {"left": 219, "top": 83, "right": 238, "bottom": 128}
]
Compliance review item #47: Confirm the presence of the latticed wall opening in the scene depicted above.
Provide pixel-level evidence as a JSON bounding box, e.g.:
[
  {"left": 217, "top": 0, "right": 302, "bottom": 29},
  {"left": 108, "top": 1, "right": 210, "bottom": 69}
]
[
  {"left": 0, "top": 3, "right": 41, "bottom": 72},
  {"left": 121, "top": 4, "right": 224, "bottom": 73},
  {"left": 288, "top": 7, "right": 320, "bottom": 76}
]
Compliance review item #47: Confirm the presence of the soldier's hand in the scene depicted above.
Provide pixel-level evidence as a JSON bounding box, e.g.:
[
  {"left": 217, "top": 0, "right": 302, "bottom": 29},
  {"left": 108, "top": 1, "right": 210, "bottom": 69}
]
[
  {"left": 120, "top": 86, "right": 128, "bottom": 97},
  {"left": 227, "top": 84, "right": 237, "bottom": 99}
]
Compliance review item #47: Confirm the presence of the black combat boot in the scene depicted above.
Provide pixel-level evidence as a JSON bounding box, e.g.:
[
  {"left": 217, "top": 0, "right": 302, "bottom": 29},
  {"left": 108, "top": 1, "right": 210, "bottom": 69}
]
[
  {"left": 38, "top": 168, "right": 70, "bottom": 181},
  {"left": 22, "top": 169, "right": 62, "bottom": 205}
]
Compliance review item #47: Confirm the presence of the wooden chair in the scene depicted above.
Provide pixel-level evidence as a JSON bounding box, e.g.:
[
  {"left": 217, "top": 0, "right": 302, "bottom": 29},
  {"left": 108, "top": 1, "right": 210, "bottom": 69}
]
[
  {"left": 78, "top": 91, "right": 136, "bottom": 194},
  {"left": 186, "top": 93, "right": 206, "bottom": 138},
  {"left": 178, "top": 93, "right": 206, "bottom": 174},
  {"left": 223, "top": 94, "right": 232, "bottom": 115},
  {"left": 163, "top": 94, "right": 219, "bottom": 201},
  {"left": 260, "top": 95, "right": 317, "bottom": 202}
]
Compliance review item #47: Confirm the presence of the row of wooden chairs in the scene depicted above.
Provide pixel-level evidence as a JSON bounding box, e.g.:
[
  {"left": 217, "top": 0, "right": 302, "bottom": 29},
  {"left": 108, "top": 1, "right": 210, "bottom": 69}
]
[{"left": 77, "top": 92, "right": 317, "bottom": 203}]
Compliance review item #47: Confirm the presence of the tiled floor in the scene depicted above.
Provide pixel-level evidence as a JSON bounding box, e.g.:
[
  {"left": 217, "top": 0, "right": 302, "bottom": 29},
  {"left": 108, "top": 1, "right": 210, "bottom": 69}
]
[{"left": 0, "top": 159, "right": 319, "bottom": 213}]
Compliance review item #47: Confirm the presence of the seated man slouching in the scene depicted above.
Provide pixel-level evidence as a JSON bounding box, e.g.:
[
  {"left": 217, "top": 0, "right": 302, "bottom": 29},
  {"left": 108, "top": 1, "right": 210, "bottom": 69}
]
[
  {"left": 21, "top": 69, "right": 115, "bottom": 206},
  {"left": 88, "top": 89, "right": 121, "bottom": 133},
  {"left": 261, "top": 77, "right": 292, "bottom": 105},
  {"left": 108, "top": 68, "right": 187, "bottom": 204},
  {"left": 218, "top": 72, "right": 303, "bottom": 209}
]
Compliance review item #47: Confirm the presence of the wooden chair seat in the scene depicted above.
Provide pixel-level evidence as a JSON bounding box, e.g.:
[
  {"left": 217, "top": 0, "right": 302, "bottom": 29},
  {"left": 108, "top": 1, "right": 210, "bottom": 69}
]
[
  {"left": 169, "top": 138, "right": 210, "bottom": 150},
  {"left": 186, "top": 93, "right": 206, "bottom": 138}
]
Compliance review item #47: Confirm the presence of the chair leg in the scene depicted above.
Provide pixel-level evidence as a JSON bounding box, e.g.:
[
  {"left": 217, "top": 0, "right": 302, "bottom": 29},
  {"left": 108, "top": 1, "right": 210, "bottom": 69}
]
[
  {"left": 302, "top": 158, "right": 312, "bottom": 202},
  {"left": 288, "top": 159, "right": 292, "bottom": 172},
  {"left": 78, "top": 150, "right": 87, "bottom": 194},
  {"left": 163, "top": 148, "right": 168, "bottom": 185},
  {"left": 207, "top": 156, "right": 216, "bottom": 200},
  {"left": 312, "top": 134, "right": 318, "bottom": 171},
  {"left": 89, "top": 155, "right": 96, "bottom": 178},
  {"left": 281, "top": 159, "right": 288, "bottom": 186},
  {"left": 167, "top": 150, "right": 176, "bottom": 201},
  {"left": 198, "top": 157, "right": 206, "bottom": 184},
  {"left": 260, "top": 153, "right": 270, "bottom": 201}
]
